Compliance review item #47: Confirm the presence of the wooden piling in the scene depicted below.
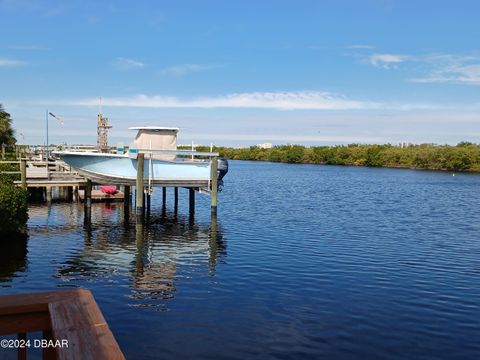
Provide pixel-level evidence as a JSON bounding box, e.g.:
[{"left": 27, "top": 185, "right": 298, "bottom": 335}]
[
  {"left": 162, "top": 186, "right": 167, "bottom": 206},
  {"left": 57, "top": 186, "right": 64, "bottom": 200},
  {"left": 189, "top": 188, "right": 195, "bottom": 215},
  {"left": 136, "top": 153, "right": 145, "bottom": 219},
  {"left": 20, "top": 159, "right": 27, "bottom": 189},
  {"left": 85, "top": 180, "right": 92, "bottom": 208},
  {"left": 211, "top": 157, "right": 218, "bottom": 215},
  {"left": 121, "top": 186, "right": 131, "bottom": 226},
  {"left": 67, "top": 186, "right": 73, "bottom": 201},
  {"left": 46, "top": 186, "right": 52, "bottom": 202},
  {"left": 146, "top": 193, "right": 151, "bottom": 212},
  {"left": 84, "top": 181, "right": 92, "bottom": 225},
  {"left": 73, "top": 186, "right": 79, "bottom": 202},
  {"left": 174, "top": 187, "right": 178, "bottom": 211},
  {"left": 124, "top": 186, "right": 131, "bottom": 206}
]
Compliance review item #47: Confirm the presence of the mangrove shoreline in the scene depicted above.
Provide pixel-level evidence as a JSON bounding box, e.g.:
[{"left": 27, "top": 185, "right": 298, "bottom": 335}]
[{"left": 193, "top": 142, "right": 480, "bottom": 173}]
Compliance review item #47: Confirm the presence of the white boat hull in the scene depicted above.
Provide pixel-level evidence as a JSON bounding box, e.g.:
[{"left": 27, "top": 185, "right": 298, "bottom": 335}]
[{"left": 55, "top": 152, "right": 212, "bottom": 188}]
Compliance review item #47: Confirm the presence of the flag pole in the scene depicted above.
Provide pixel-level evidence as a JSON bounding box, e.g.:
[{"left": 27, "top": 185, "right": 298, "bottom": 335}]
[{"left": 46, "top": 109, "right": 49, "bottom": 160}]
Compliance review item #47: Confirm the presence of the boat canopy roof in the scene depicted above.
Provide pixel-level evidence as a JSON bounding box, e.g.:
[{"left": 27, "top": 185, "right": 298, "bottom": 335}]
[
  {"left": 128, "top": 126, "right": 179, "bottom": 132},
  {"left": 130, "top": 126, "right": 178, "bottom": 160}
]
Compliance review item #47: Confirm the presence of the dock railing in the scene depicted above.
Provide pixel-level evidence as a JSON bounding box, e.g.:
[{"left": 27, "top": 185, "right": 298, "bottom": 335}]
[
  {"left": 0, "top": 289, "right": 125, "bottom": 360},
  {"left": 0, "top": 159, "right": 81, "bottom": 187},
  {"left": 0, "top": 160, "right": 25, "bottom": 187},
  {"left": 0, "top": 160, "right": 21, "bottom": 174},
  {"left": 24, "top": 160, "right": 74, "bottom": 180}
]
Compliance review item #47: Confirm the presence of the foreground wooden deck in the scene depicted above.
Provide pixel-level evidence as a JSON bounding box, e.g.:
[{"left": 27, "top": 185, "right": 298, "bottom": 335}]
[{"left": 0, "top": 289, "right": 124, "bottom": 359}]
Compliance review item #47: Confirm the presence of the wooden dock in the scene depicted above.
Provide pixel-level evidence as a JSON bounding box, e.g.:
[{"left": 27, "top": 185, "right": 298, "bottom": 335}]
[
  {"left": 78, "top": 189, "right": 124, "bottom": 202},
  {"left": 15, "top": 179, "right": 87, "bottom": 188},
  {"left": 1, "top": 150, "right": 222, "bottom": 222},
  {"left": 0, "top": 289, "right": 125, "bottom": 359},
  {"left": 0, "top": 159, "right": 86, "bottom": 187}
]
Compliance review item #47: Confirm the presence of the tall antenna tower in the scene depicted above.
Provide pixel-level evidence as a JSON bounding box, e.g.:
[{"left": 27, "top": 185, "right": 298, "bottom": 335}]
[{"left": 97, "top": 97, "right": 112, "bottom": 152}]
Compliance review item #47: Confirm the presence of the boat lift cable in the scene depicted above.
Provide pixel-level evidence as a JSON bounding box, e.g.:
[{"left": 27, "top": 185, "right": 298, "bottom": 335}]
[{"left": 148, "top": 140, "right": 153, "bottom": 194}]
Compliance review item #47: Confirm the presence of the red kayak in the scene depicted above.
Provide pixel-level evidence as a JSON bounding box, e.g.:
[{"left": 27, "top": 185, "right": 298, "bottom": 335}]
[{"left": 100, "top": 185, "right": 118, "bottom": 195}]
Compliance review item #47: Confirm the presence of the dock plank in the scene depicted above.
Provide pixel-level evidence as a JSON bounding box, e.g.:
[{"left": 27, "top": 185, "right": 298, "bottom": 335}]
[
  {"left": 26, "top": 166, "right": 48, "bottom": 178},
  {"left": 49, "top": 297, "right": 125, "bottom": 360}
]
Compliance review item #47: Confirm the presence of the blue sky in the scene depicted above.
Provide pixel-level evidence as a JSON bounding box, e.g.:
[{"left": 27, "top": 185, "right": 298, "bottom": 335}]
[{"left": 1, "top": 0, "right": 480, "bottom": 146}]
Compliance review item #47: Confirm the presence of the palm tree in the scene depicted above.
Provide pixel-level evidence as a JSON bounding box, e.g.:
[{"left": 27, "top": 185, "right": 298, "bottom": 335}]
[{"left": 0, "top": 104, "right": 16, "bottom": 147}]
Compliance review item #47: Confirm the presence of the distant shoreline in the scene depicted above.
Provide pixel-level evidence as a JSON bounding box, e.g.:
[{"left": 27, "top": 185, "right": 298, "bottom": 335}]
[{"left": 191, "top": 143, "right": 480, "bottom": 173}]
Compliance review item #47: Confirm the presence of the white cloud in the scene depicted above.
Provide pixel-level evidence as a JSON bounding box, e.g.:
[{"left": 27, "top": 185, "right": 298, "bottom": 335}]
[
  {"left": 159, "top": 63, "right": 219, "bottom": 76},
  {"left": 39, "top": 90, "right": 473, "bottom": 113},
  {"left": 68, "top": 91, "right": 381, "bottom": 110},
  {"left": 362, "top": 51, "right": 480, "bottom": 84},
  {"left": 0, "top": 57, "right": 27, "bottom": 67},
  {"left": 114, "top": 57, "right": 144, "bottom": 70},
  {"left": 410, "top": 54, "right": 480, "bottom": 85},
  {"left": 369, "top": 53, "right": 409, "bottom": 69},
  {"left": 347, "top": 44, "right": 375, "bottom": 50},
  {"left": 13, "top": 97, "right": 480, "bottom": 146},
  {"left": 190, "top": 133, "right": 389, "bottom": 144}
]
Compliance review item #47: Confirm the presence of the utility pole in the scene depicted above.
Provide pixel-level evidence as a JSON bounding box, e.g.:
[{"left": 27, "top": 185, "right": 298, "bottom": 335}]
[{"left": 45, "top": 109, "right": 49, "bottom": 160}]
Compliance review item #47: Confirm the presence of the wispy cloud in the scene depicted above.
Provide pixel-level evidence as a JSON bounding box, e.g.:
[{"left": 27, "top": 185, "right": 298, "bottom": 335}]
[
  {"left": 191, "top": 133, "right": 390, "bottom": 144},
  {"left": 113, "top": 57, "right": 144, "bottom": 70},
  {"left": 369, "top": 53, "right": 410, "bottom": 69},
  {"left": 362, "top": 50, "right": 480, "bottom": 85},
  {"left": 347, "top": 44, "right": 375, "bottom": 50},
  {"left": 410, "top": 54, "right": 480, "bottom": 85},
  {"left": 0, "top": 57, "right": 27, "bottom": 67},
  {"left": 159, "top": 63, "right": 220, "bottom": 76},
  {"left": 67, "top": 91, "right": 381, "bottom": 110}
]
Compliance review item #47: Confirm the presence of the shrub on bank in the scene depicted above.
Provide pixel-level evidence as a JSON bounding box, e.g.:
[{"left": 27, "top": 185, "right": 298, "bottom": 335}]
[
  {"left": 0, "top": 161, "right": 20, "bottom": 183},
  {"left": 0, "top": 182, "right": 28, "bottom": 235}
]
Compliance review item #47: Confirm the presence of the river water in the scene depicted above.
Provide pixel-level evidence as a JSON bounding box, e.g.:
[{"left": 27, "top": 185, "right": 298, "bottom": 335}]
[{"left": 1, "top": 161, "right": 480, "bottom": 359}]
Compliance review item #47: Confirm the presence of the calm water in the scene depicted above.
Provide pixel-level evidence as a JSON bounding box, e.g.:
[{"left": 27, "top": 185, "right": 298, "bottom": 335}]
[{"left": 1, "top": 161, "right": 480, "bottom": 359}]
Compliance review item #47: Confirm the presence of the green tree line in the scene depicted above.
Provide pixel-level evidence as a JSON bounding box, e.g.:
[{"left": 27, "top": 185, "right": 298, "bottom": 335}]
[
  {"left": 0, "top": 104, "right": 28, "bottom": 235},
  {"left": 193, "top": 142, "right": 480, "bottom": 172},
  {"left": 0, "top": 104, "right": 16, "bottom": 147}
]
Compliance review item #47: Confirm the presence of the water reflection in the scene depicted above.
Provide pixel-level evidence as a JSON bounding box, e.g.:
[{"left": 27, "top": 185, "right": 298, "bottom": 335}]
[
  {"left": 47, "top": 203, "right": 226, "bottom": 308},
  {"left": 131, "top": 222, "right": 177, "bottom": 305},
  {"left": 0, "top": 234, "right": 28, "bottom": 285},
  {"left": 209, "top": 214, "right": 222, "bottom": 272}
]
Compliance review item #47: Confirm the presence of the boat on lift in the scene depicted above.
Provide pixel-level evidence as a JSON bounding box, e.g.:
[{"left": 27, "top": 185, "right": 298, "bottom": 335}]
[{"left": 54, "top": 126, "right": 228, "bottom": 191}]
